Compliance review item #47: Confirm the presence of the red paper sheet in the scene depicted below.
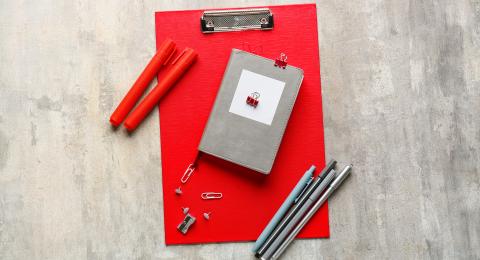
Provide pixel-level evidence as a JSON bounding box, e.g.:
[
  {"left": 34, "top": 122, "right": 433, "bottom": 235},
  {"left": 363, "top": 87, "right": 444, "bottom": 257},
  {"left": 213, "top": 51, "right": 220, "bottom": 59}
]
[{"left": 155, "top": 4, "right": 328, "bottom": 245}]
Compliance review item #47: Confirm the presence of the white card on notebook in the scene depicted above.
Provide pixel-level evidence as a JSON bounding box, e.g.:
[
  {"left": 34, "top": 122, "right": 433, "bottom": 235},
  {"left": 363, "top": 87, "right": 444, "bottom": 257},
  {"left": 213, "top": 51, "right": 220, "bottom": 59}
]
[{"left": 229, "top": 69, "right": 286, "bottom": 126}]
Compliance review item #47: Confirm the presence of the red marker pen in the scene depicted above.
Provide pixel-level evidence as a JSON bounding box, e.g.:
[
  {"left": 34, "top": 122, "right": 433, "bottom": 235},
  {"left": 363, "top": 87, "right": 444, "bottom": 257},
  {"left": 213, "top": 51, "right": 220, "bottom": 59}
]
[
  {"left": 109, "top": 38, "right": 176, "bottom": 127},
  {"left": 123, "top": 48, "right": 197, "bottom": 131}
]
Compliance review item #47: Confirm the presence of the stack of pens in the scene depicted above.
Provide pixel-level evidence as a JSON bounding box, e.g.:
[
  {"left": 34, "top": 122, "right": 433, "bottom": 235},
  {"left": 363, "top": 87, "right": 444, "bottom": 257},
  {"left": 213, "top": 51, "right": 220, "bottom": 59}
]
[
  {"left": 253, "top": 160, "right": 352, "bottom": 260},
  {"left": 109, "top": 38, "right": 197, "bottom": 132}
]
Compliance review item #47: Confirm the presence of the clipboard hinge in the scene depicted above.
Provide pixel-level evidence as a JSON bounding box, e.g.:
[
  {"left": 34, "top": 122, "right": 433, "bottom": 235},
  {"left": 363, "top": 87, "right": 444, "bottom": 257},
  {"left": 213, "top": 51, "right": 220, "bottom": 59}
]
[{"left": 201, "top": 8, "right": 273, "bottom": 33}]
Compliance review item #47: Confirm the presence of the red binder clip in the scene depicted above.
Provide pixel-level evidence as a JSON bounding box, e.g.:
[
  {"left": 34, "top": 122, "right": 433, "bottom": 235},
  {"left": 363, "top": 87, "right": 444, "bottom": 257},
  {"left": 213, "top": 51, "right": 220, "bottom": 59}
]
[
  {"left": 274, "top": 53, "right": 288, "bottom": 69},
  {"left": 246, "top": 92, "right": 260, "bottom": 108}
]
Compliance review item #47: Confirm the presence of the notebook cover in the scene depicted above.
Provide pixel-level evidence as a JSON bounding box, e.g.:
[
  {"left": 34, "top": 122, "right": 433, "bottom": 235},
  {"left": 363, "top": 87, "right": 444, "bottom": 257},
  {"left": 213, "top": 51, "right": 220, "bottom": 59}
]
[
  {"left": 156, "top": 3, "right": 328, "bottom": 245},
  {"left": 199, "top": 49, "right": 303, "bottom": 174}
]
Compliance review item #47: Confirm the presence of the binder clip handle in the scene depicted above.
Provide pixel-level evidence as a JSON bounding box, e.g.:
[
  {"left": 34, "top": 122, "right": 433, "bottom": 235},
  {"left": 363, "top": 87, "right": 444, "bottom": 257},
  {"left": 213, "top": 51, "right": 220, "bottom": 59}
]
[
  {"left": 274, "top": 53, "right": 288, "bottom": 69},
  {"left": 246, "top": 91, "right": 260, "bottom": 108}
]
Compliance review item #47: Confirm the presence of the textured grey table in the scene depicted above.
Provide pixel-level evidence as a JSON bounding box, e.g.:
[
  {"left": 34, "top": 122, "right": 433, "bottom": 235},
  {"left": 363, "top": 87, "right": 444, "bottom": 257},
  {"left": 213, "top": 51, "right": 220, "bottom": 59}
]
[{"left": 1, "top": 0, "right": 479, "bottom": 259}]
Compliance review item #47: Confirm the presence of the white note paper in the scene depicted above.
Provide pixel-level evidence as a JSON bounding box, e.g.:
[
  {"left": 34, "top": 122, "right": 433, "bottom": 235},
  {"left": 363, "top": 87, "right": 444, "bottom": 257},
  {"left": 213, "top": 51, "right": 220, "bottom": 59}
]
[{"left": 229, "top": 69, "right": 285, "bottom": 125}]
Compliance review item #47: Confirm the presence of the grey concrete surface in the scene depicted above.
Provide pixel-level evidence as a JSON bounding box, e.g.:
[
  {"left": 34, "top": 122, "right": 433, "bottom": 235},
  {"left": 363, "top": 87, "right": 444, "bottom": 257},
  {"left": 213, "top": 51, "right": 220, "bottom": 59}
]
[{"left": 0, "top": 0, "right": 479, "bottom": 259}]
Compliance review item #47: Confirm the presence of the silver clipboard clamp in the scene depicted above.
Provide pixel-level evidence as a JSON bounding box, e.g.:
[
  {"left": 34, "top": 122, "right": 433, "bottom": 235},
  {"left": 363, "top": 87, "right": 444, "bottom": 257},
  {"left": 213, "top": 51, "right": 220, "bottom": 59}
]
[{"left": 201, "top": 8, "right": 274, "bottom": 33}]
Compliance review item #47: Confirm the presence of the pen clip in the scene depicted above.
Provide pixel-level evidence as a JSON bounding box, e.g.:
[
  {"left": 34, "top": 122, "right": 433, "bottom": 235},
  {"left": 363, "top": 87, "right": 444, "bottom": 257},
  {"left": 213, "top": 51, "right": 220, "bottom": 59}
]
[
  {"left": 170, "top": 48, "right": 188, "bottom": 65},
  {"left": 294, "top": 176, "right": 313, "bottom": 204},
  {"left": 163, "top": 48, "right": 177, "bottom": 66}
]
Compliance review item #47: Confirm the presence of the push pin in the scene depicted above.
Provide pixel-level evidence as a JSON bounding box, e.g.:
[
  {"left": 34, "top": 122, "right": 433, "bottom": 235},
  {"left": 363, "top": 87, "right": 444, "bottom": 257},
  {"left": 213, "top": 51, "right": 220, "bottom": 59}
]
[
  {"left": 182, "top": 207, "right": 190, "bottom": 214},
  {"left": 246, "top": 92, "right": 260, "bottom": 108},
  {"left": 203, "top": 212, "right": 211, "bottom": 220},
  {"left": 175, "top": 186, "right": 183, "bottom": 195},
  {"left": 274, "top": 53, "right": 288, "bottom": 69}
]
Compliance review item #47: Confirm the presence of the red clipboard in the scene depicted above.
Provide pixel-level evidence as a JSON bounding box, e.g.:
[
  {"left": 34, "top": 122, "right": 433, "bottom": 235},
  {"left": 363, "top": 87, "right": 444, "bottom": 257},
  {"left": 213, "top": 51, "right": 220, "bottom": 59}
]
[{"left": 155, "top": 3, "right": 328, "bottom": 245}]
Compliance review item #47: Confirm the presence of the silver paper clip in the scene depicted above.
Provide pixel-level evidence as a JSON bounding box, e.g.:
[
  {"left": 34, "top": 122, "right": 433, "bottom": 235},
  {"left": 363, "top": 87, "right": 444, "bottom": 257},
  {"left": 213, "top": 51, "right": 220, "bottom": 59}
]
[
  {"left": 181, "top": 163, "right": 196, "bottom": 184},
  {"left": 201, "top": 192, "right": 223, "bottom": 200}
]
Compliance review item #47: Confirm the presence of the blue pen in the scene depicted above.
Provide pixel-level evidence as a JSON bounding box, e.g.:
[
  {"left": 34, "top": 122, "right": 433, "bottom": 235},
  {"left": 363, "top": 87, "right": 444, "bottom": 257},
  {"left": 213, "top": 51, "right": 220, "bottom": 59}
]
[{"left": 252, "top": 165, "right": 316, "bottom": 252}]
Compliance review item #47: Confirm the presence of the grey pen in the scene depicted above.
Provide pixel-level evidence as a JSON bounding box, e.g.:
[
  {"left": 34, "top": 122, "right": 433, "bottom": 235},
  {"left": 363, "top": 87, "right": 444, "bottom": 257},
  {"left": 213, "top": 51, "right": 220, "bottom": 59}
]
[
  {"left": 255, "top": 160, "right": 337, "bottom": 258},
  {"left": 260, "top": 169, "right": 337, "bottom": 260},
  {"left": 270, "top": 165, "right": 353, "bottom": 260}
]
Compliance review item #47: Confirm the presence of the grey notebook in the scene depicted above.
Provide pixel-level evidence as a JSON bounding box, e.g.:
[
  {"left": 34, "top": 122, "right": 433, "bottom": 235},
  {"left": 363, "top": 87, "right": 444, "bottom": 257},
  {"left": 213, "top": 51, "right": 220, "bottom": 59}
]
[{"left": 198, "top": 49, "right": 304, "bottom": 174}]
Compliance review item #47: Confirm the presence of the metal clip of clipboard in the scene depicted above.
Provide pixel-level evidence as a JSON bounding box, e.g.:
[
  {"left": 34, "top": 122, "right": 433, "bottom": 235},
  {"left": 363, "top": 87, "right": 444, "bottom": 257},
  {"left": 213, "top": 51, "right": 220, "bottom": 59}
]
[{"left": 201, "top": 8, "right": 274, "bottom": 33}]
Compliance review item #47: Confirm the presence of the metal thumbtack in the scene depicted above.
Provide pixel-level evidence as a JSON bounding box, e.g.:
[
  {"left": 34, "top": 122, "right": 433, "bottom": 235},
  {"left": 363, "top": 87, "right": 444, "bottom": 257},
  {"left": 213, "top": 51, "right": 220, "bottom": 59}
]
[
  {"left": 246, "top": 92, "right": 260, "bottom": 108},
  {"left": 274, "top": 53, "right": 288, "bottom": 69},
  {"left": 175, "top": 186, "right": 183, "bottom": 195},
  {"left": 181, "top": 163, "right": 196, "bottom": 184},
  {"left": 201, "top": 192, "right": 223, "bottom": 200},
  {"left": 177, "top": 213, "right": 196, "bottom": 235},
  {"left": 203, "top": 212, "right": 211, "bottom": 220},
  {"left": 182, "top": 207, "right": 190, "bottom": 214}
]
